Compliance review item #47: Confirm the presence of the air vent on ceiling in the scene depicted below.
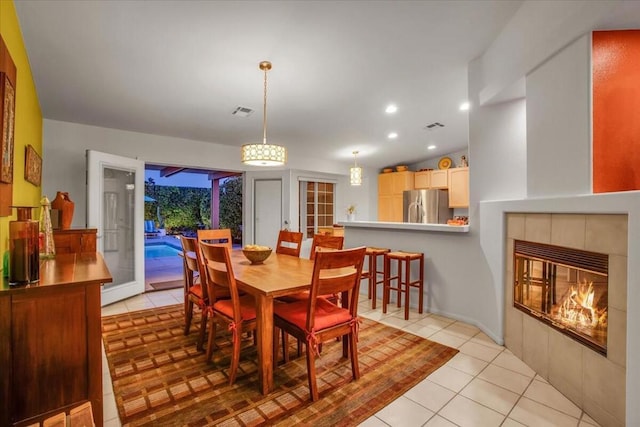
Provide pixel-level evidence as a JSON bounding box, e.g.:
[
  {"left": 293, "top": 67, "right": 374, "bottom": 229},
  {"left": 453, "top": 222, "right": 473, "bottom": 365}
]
[
  {"left": 424, "top": 122, "right": 445, "bottom": 130},
  {"left": 232, "top": 106, "right": 254, "bottom": 117}
]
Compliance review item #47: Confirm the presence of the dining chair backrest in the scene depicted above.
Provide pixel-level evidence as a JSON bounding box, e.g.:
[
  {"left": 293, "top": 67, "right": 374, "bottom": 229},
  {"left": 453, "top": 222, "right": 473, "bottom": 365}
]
[
  {"left": 309, "top": 234, "right": 345, "bottom": 261},
  {"left": 199, "top": 242, "right": 241, "bottom": 321},
  {"left": 180, "top": 235, "right": 200, "bottom": 272},
  {"left": 180, "top": 235, "right": 207, "bottom": 299},
  {"left": 197, "top": 229, "right": 232, "bottom": 249},
  {"left": 275, "top": 230, "right": 304, "bottom": 257},
  {"left": 306, "top": 246, "right": 366, "bottom": 331}
]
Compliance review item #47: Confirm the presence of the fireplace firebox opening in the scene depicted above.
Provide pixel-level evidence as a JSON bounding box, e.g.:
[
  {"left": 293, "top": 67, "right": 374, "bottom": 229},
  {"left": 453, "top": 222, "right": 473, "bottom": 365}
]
[{"left": 513, "top": 240, "right": 608, "bottom": 355}]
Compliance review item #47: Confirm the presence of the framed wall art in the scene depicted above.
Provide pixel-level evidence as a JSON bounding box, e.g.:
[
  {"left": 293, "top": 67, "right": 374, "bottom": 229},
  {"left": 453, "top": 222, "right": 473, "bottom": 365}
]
[
  {"left": 0, "top": 71, "right": 16, "bottom": 184},
  {"left": 25, "top": 144, "right": 42, "bottom": 186}
]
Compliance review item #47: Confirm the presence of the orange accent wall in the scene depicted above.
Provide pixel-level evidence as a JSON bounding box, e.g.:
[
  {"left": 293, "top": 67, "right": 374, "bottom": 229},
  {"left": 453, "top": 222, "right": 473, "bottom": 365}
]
[{"left": 593, "top": 30, "right": 640, "bottom": 193}]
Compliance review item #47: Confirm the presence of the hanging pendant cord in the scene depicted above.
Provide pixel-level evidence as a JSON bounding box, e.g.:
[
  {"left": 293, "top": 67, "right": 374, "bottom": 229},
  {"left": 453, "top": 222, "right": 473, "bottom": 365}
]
[{"left": 263, "top": 65, "right": 268, "bottom": 145}]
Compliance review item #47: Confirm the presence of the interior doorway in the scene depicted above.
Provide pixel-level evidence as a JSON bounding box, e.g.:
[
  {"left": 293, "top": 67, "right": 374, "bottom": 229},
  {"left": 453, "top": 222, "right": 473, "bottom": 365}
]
[
  {"left": 143, "top": 164, "right": 242, "bottom": 292},
  {"left": 254, "top": 179, "right": 282, "bottom": 248}
]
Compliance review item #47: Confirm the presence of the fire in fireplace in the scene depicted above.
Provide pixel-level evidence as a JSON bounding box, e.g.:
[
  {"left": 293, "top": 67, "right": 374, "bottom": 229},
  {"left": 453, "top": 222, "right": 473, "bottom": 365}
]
[{"left": 513, "top": 240, "right": 608, "bottom": 354}]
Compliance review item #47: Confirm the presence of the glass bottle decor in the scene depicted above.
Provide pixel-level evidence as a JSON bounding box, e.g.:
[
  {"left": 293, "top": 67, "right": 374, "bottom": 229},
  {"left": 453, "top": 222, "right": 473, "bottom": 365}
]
[
  {"left": 9, "top": 206, "right": 40, "bottom": 285},
  {"left": 39, "top": 196, "right": 56, "bottom": 259}
]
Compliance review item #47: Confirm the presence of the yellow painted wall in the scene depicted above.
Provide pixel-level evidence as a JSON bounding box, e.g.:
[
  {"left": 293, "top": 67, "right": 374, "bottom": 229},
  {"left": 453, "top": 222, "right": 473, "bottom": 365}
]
[{"left": 0, "top": 0, "right": 43, "bottom": 268}]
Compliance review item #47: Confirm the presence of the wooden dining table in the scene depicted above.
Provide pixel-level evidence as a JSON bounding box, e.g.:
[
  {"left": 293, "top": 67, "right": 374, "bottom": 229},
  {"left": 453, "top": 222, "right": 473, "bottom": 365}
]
[{"left": 229, "top": 250, "right": 316, "bottom": 395}]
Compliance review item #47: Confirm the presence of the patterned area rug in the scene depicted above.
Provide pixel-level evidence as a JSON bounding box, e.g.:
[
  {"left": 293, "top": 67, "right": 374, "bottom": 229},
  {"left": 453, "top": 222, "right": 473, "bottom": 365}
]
[{"left": 102, "top": 304, "right": 458, "bottom": 426}]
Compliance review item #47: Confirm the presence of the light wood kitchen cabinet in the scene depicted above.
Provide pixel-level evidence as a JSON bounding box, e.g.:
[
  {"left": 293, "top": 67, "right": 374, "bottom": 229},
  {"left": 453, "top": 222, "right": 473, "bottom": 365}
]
[
  {"left": 378, "top": 171, "right": 414, "bottom": 221},
  {"left": 430, "top": 169, "right": 448, "bottom": 189},
  {"left": 415, "top": 169, "right": 448, "bottom": 189},
  {"left": 414, "top": 171, "right": 431, "bottom": 189},
  {"left": 448, "top": 167, "right": 469, "bottom": 208}
]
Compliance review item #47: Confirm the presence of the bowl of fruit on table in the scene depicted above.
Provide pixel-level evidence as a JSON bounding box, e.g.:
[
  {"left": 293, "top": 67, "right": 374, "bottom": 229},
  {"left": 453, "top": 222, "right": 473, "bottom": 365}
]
[{"left": 242, "top": 245, "right": 273, "bottom": 264}]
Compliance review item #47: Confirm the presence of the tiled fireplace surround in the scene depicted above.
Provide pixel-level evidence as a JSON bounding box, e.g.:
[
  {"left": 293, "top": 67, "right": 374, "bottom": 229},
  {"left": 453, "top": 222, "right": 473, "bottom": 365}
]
[{"left": 504, "top": 213, "right": 627, "bottom": 426}]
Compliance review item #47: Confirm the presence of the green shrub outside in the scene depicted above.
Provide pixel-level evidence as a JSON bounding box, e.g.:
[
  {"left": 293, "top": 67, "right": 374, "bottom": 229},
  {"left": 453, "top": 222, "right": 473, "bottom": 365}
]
[{"left": 145, "top": 176, "right": 242, "bottom": 241}]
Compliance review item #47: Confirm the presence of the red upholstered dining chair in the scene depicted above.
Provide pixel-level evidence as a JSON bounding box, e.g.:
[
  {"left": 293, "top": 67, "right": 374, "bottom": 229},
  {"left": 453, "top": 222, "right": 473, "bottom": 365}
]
[
  {"left": 199, "top": 242, "right": 257, "bottom": 385},
  {"left": 309, "top": 234, "right": 344, "bottom": 260},
  {"left": 275, "top": 230, "right": 303, "bottom": 257},
  {"left": 180, "top": 236, "right": 210, "bottom": 351},
  {"left": 273, "top": 246, "right": 366, "bottom": 401}
]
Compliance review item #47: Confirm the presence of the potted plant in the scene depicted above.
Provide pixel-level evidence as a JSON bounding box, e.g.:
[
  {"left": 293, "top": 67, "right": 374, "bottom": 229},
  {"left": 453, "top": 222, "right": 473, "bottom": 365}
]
[{"left": 346, "top": 204, "right": 356, "bottom": 221}]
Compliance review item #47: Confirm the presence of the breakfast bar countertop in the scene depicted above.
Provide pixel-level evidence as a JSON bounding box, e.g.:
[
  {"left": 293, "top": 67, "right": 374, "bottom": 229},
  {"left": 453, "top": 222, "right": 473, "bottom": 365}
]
[{"left": 338, "top": 220, "right": 469, "bottom": 233}]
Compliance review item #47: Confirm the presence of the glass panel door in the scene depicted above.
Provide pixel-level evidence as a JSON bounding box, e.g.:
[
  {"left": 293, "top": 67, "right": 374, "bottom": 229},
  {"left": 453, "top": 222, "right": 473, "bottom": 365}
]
[{"left": 87, "top": 150, "right": 144, "bottom": 306}]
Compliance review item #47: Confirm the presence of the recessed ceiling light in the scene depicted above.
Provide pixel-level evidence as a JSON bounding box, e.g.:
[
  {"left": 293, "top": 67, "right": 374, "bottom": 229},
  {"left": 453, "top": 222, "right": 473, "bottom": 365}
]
[
  {"left": 388, "top": 132, "right": 398, "bottom": 139},
  {"left": 385, "top": 104, "right": 398, "bottom": 114},
  {"left": 459, "top": 101, "right": 470, "bottom": 111},
  {"left": 427, "top": 145, "right": 436, "bottom": 150}
]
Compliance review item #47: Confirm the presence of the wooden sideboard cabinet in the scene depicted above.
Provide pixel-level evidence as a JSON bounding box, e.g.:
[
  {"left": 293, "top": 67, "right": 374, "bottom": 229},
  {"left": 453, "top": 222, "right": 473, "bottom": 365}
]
[
  {"left": 53, "top": 228, "right": 97, "bottom": 254},
  {"left": 0, "top": 253, "right": 112, "bottom": 427}
]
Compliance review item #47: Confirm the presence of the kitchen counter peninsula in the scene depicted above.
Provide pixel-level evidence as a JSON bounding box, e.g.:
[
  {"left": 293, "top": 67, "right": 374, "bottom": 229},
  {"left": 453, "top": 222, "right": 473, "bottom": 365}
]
[{"left": 339, "top": 220, "right": 469, "bottom": 233}]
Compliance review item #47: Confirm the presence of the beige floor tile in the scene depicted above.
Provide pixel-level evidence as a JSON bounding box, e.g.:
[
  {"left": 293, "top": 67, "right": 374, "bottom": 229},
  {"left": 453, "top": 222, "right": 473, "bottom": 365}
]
[
  {"left": 101, "top": 302, "right": 128, "bottom": 316},
  {"left": 357, "top": 415, "right": 388, "bottom": 427},
  {"left": 414, "top": 315, "right": 454, "bottom": 330},
  {"left": 492, "top": 351, "right": 536, "bottom": 378},
  {"left": 469, "top": 331, "right": 504, "bottom": 350},
  {"left": 458, "top": 341, "right": 503, "bottom": 362},
  {"left": 424, "top": 415, "right": 458, "bottom": 427},
  {"left": 460, "top": 377, "right": 520, "bottom": 415},
  {"left": 359, "top": 310, "right": 388, "bottom": 322},
  {"left": 379, "top": 315, "right": 415, "bottom": 330},
  {"left": 149, "top": 295, "right": 180, "bottom": 308},
  {"left": 450, "top": 320, "right": 480, "bottom": 332},
  {"left": 509, "top": 397, "right": 581, "bottom": 427},
  {"left": 428, "top": 330, "right": 468, "bottom": 349},
  {"left": 426, "top": 365, "right": 474, "bottom": 393},
  {"left": 445, "top": 352, "right": 489, "bottom": 376},
  {"left": 534, "top": 374, "right": 548, "bottom": 384},
  {"left": 477, "top": 364, "right": 532, "bottom": 395},
  {"left": 442, "top": 322, "right": 479, "bottom": 339},
  {"left": 375, "top": 396, "right": 434, "bottom": 427},
  {"left": 103, "top": 418, "right": 122, "bottom": 427},
  {"left": 580, "top": 412, "right": 600, "bottom": 426},
  {"left": 124, "top": 298, "right": 156, "bottom": 311},
  {"left": 103, "top": 390, "right": 120, "bottom": 423},
  {"left": 438, "top": 395, "right": 505, "bottom": 427},
  {"left": 523, "top": 380, "right": 582, "bottom": 418},
  {"left": 501, "top": 418, "right": 527, "bottom": 427},
  {"left": 403, "top": 322, "right": 441, "bottom": 339},
  {"left": 404, "top": 379, "right": 456, "bottom": 413}
]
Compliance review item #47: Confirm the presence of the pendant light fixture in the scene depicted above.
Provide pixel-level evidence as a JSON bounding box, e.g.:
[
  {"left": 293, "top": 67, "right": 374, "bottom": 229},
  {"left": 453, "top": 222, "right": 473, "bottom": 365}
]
[
  {"left": 241, "top": 61, "right": 287, "bottom": 166},
  {"left": 350, "top": 151, "right": 362, "bottom": 186}
]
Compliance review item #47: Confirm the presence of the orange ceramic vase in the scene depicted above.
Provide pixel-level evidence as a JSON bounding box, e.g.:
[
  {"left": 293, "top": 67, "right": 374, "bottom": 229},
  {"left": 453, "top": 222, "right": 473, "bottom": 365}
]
[{"left": 51, "top": 191, "right": 74, "bottom": 230}]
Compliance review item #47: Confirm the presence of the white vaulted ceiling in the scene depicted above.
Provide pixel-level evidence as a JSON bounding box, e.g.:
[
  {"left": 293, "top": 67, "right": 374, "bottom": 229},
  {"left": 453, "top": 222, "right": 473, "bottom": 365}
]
[{"left": 15, "top": 0, "right": 522, "bottom": 169}]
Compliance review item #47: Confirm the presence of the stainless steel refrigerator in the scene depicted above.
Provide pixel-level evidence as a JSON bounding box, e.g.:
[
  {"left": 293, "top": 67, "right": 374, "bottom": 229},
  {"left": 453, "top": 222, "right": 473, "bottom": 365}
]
[{"left": 403, "top": 190, "right": 452, "bottom": 224}]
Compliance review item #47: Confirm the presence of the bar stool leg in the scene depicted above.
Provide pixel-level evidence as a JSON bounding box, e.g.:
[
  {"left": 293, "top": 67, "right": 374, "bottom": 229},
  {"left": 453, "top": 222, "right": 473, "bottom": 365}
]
[
  {"left": 383, "top": 255, "right": 390, "bottom": 314},
  {"left": 366, "top": 254, "right": 372, "bottom": 300},
  {"left": 418, "top": 255, "right": 424, "bottom": 314},
  {"left": 396, "top": 257, "right": 402, "bottom": 308},
  {"left": 404, "top": 257, "right": 410, "bottom": 320},
  {"left": 370, "top": 255, "right": 377, "bottom": 309}
]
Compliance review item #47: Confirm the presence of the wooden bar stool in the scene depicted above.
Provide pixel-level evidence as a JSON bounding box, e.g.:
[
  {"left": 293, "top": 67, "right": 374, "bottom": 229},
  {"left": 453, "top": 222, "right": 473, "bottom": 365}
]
[
  {"left": 361, "top": 247, "right": 390, "bottom": 309},
  {"left": 383, "top": 251, "right": 424, "bottom": 320}
]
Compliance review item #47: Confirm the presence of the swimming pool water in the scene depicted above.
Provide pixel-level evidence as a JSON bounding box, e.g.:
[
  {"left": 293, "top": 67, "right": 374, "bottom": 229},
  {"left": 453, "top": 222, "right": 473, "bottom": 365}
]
[{"left": 145, "top": 243, "right": 181, "bottom": 258}]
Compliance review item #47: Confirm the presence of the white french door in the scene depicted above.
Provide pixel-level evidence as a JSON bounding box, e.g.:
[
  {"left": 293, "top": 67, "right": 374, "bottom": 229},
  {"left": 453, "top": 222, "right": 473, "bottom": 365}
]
[{"left": 87, "top": 150, "right": 145, "bottom": 306}]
